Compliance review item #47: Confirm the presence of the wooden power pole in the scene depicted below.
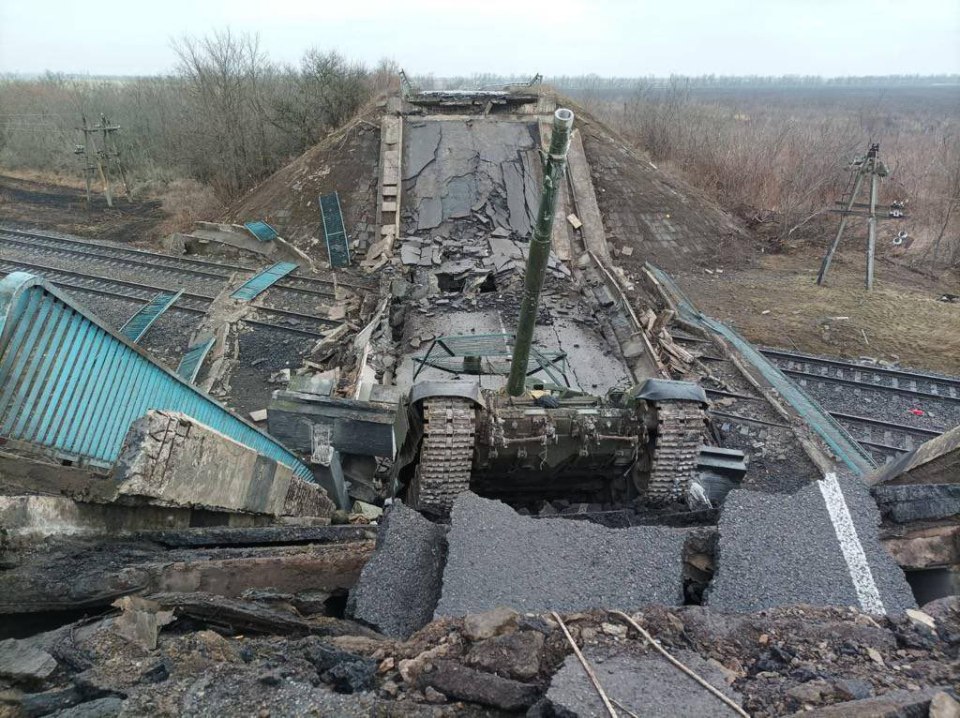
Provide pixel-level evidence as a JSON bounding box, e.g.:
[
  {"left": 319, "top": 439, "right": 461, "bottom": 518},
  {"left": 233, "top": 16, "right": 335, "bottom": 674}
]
[
  {"left": 816, "top": 143, "right": 903, "bottom": 291},
  {"left": 76, "top": 113, "right": 131, "bottom": 207}
]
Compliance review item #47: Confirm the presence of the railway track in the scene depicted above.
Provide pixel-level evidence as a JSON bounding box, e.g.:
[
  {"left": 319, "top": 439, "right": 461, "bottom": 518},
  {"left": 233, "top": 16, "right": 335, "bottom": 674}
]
[
  {"left": 0, "top": 258, "right": 335, "bottom": 338},
  {"left": 760, "top": 348, "right": 960, "bottom": 404},
  {"left": 0, "top": 227, "right": 373, "bottom": 299}
]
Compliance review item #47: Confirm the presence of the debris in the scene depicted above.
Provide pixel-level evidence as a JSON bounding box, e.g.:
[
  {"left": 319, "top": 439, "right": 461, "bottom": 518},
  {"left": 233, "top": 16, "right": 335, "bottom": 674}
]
[
  {"left": 0, "top": 639, "right": 57, "bottom": 682},
  {"left": 350, "top": 501, "right": 382, "bottom": 521},
  {"left": 543, "top": 646, "right": 743, "bottom": 718},
  {"left": 905, "top": 608, "right": 937, "bottom": 630},
  {"left": 112, "top": 595, "right": 175, "bottom": 651},
  {"left": 249, "top": 409, "right": 268, "bottom": 422},
  {"left": 463, "top": 630, "right": 544, "bottom": 680},
  {"left": 566, "top": 213, "right": 583, "bottom": 229},
  {"left": 462, "top": 607, "right": 519, "bottom": 641},
  {"left": 418, "top": 660, "right": 539, "bottom": 711},
  {"left": 708, "top": 478, "right": 915, "bottom": 613}
]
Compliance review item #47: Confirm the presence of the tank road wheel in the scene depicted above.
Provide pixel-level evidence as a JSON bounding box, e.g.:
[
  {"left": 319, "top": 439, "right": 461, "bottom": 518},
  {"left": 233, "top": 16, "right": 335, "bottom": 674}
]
[
  {"left": 408, "top": 397, "right": 477, "bottom": 518},
  {"left": 647, "top": 401, "right": 707, "bottom": 502}
]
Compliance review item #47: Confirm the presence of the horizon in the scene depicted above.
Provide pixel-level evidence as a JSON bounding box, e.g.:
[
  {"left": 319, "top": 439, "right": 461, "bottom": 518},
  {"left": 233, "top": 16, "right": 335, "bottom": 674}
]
[{"left": 2, "top": 0, "right": 959, "bottom": 77}]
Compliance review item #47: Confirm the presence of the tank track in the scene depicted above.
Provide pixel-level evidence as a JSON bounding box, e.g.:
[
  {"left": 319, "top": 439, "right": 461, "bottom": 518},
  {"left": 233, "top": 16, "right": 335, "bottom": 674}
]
[
  {"left": 408, "top": 397, "right": 477, "bottom": 517},
  {"left": 647, "top": 401, "right": 707, "bottom": 501}
]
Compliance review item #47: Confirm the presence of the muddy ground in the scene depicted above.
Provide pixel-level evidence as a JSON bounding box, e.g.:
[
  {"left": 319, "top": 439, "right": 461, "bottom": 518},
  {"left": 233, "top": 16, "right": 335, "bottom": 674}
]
[
  {"left": 0, "top": 174, "right": 166, "bottom": 242},
  {"left": 675, "top": 245, "right": 960, "bottom": 376}
]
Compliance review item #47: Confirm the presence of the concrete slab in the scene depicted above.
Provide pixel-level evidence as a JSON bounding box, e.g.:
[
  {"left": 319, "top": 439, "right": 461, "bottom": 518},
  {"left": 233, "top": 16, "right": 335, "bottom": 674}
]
[
  {"left": 868, "top": 424, "right": 960, "bottom": 486},
  {"left": 544, "top": 648, "right": 742, "bottom": 718},
  {"left": 349, "top": 501, "right": 446, "bottom": 638},
  {"left": 708, "top": 474, "right": 916, "bottom": 615},
  {"left": 435, "top": 493, "right": 685, "bottom": 617},
  {"left": 113, "top": 410, "right": 311, "bottom": 518}
]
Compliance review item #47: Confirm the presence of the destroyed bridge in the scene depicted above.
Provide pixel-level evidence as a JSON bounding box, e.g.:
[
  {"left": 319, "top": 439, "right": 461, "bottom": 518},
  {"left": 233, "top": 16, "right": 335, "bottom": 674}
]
[{"left": 0, "top": 81, "right": 958, "bottom": 717}]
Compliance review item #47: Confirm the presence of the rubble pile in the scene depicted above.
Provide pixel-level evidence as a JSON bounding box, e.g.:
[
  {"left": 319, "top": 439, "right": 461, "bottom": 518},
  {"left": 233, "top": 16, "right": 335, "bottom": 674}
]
[{"left": 2, "top": 590, "right": 957, "bottom": 717}]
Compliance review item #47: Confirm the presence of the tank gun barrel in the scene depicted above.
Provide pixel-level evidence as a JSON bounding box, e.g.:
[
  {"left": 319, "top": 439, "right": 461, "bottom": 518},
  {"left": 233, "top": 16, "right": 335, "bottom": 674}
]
[{"left": 506, "top": 107, "right": 575, "bottom": 396}]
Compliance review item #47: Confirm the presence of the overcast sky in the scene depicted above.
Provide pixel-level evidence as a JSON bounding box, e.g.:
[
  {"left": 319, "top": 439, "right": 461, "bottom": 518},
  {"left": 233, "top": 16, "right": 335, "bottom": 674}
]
[{"left": 1, "top": 0, "right": 958, "bottom": 77}]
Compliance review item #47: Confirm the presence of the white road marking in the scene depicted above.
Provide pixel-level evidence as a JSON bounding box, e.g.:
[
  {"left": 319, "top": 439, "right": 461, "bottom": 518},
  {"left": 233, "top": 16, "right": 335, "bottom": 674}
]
[{"left": 818, "top": 472, "right": 886, "bottom": 615}]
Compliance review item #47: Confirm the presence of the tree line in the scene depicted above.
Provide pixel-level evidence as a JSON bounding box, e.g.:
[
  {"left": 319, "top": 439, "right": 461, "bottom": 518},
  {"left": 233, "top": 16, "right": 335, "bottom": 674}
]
[{"left": 0, "top": 30, "right": 393, "bottom": 200}]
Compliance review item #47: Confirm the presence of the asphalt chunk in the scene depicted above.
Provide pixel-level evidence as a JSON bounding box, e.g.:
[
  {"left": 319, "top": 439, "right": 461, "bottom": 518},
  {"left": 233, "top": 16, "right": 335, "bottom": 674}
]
[
  {"left": 544, "top": 648, "right": 743, "bottom": 718},
  {"left": 435, "top": 493, "right": 685, "bottom": 617},
  {"left": 348, "top": 501, "right": 447, "bottom": 638},
  {"left": 707, "top": 475, "right": 915, "bottom": 614}
]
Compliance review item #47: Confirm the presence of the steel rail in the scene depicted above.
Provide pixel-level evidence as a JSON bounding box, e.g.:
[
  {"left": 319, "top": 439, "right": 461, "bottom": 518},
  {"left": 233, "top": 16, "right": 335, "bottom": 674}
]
[
  {"left": 0, "top": 269, "right": 326, "bottom": 339},
  {"left": 829, "top": 410, "right": 942, "bottom": 438},
  {"left": 0, "top": 259, "right": 337, "bottom": 333},
  {"left": 0, "top": 227, "right": 373, "bottom": 293},
  {"left": 761, "top": 347, "right": 960, "bottom": 391},
  {"left": 778, "top": 367, "right": 960, "bottom": 404}
]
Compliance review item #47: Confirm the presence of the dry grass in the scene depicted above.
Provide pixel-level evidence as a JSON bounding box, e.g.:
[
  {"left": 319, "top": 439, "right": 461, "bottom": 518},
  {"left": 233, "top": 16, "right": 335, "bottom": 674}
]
[
  {"left": 678, "top": 247, "right": 960, "bottom": 375},
  {"left": 156, "top": 179, "right": 224, "bottom": 235}
]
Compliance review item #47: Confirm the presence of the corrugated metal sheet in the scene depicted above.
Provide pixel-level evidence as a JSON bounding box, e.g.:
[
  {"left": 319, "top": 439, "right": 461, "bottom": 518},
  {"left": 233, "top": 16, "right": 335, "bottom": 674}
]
[
  {"left": 244, "top": 220, "right": 279, "bottom": 242},
  {"left": 0, "top": 272, "right": 313, "bottom": 481},
  {"left": 119, "top": 290, "right": 183, "bottom": 343},
  {"left": 176, "top": 336, "right": 216, "bottom": 383},
  {"left": 231, "top": 262, "right": 299, "bottom": 301},
  {"left": 319, "top": 192, "right": 351, "bottom": 268}
]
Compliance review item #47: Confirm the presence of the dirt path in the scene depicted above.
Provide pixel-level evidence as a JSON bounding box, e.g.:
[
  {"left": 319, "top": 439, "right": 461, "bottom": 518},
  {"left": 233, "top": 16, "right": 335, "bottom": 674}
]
[{"left": 676, "top": 246, "right": 960, "bottom": 375}]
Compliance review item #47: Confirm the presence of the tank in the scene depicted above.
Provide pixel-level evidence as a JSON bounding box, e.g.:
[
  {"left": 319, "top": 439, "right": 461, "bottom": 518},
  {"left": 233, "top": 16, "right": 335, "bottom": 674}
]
[{"left": 397, "top": 108, "right": 710, "bottom": 517}]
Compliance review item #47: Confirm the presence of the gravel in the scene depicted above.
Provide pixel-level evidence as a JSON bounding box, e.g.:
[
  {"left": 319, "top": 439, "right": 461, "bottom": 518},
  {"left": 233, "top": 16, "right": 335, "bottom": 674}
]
[
  {"left": 707, "top": 476, "right": 916, "bottom": 614},
  {"left": 544, "top": 648, "right": 742, "bottom": 717},
  {"left": 435, "top": 493, "right": 685, "bottom": 617},
  {"left": 348, "top": 501, "right": 447, "bottom": 638}
]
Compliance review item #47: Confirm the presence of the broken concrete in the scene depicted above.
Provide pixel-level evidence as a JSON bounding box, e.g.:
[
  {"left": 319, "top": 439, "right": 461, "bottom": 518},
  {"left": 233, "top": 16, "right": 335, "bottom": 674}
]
[
  {"left": 113, "top": 410, "right": 326, "bottom": 518},
  {"left": 348, "top": 501, "right": 447, "bottom": 638},
  {"left": 435, "top": 493, "right": 685, "bottom": 617},
  {"left": 708, "top": 476, "right": 916, "bottom": 614}
]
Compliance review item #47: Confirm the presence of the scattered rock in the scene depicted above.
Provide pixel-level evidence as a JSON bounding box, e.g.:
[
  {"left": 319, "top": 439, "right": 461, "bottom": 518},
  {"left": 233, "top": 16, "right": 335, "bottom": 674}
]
[
  {"left": 931, "top": 691, "right": 960, "bottom": 718},
  {"left": 462, "top": 608, "right": 519, "bottom": 641},
  {"left": 463, "top": 631, "right": 544, "bottom": 680},
  {"left": 0, "top": 639, "right": 57, "bottom": 682},
  {"left": 419, "top": 660, "right": 538, "bottom": 711}
]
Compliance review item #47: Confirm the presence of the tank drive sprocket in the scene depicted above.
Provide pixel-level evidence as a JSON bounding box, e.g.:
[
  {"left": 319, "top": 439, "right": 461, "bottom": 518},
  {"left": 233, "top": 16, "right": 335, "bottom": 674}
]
[
  {"left": 647, "top": 401, "right": 707, "bottom": 501},
  {"left": 408, "top": 397, "right": 477, "bottom": 517}
]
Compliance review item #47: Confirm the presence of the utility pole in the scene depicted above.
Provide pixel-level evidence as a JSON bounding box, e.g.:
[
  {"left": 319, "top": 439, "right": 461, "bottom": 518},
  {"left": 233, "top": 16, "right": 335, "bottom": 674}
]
[
  {"left": 76, "top": 113, "right": 130, "bottom": 208},
  {"left": 816, "top": 143, "right": 901, "bottom": 291}
]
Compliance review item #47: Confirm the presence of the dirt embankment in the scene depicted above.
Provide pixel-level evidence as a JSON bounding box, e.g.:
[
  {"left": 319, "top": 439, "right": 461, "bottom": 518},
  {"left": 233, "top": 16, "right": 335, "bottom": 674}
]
[{"left": 676, "top": 245, "right": 960, "bottom": 375}]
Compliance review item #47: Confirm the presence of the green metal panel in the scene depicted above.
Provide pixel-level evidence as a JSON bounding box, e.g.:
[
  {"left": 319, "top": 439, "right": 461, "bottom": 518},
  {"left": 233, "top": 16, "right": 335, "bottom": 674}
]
[
  {"left": 319, "top": 192, "right": 351, "bottom": 268},
  {"left": 176, "top": 337, "right": 216, "bottom": 384},
  {"left": 231, "top": 262, "right": 299, "bottom": 301},
  {"left": 119, "top": 290, "right": 183, "bottom": 343},
  {"left": 0, "top": 272, "right": 314, "bottom": 481},
  {"left": 244, "top": 220, "right": 279, "bottom": 242}
]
